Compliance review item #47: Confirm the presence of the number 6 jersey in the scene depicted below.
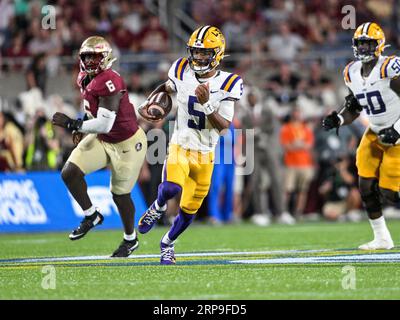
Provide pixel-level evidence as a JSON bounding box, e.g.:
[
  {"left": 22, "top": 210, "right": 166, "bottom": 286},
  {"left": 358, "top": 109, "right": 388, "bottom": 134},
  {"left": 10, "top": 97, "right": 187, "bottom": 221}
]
[
  {"left": 77, "top": 68, "right": 139, "bottom": 143},
  {"left": 344, "top": 55, "right": 400, "bottom": 134},
  {"left": 167, "top": 57, "right": 243, "bottom": 153}
]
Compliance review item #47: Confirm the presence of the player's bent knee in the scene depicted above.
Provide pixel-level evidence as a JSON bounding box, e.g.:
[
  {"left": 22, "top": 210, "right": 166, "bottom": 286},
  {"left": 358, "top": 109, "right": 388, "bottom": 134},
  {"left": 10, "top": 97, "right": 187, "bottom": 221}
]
[
  {"left": 158, "top": 181, "right": 182, "bottom": 199},
  {"left": 112, "top": 192, "right": 131, "bottom": 201},
  {"left": 359, "top": 178, "right": 382, "bottom": 213},
  {"left": 61, "top": 162, "right": 84, "bottom": 184}
]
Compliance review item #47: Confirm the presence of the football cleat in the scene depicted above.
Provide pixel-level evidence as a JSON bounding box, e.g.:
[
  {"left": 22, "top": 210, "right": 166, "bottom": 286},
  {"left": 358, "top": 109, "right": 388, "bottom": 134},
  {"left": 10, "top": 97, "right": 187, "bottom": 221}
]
[
  {"left": 138, "top": 202, "right": 166, "bottom": 234},
  {"left": 111, "top": 238, "right": 139, "bottom": 258},
  {"left": 160, "top": 241, "right": 176, "bottom": 265},
  {"left": 358, "top": 238, "right": 394, "bottom": 250},
  {"left": 69, "top": 210, "right": 104, "bottom": 241}
]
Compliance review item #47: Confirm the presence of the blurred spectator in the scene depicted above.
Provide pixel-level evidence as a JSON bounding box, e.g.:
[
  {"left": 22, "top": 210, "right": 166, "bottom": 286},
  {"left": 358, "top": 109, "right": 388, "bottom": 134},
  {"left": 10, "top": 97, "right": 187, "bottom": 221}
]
[
  {"left": 318, "top": 155, "right": 362, "bottom": 222},
  {"left": 262, "top": 0, "right": 290, "bottom": 25},
  {"left": 110, "top": 16, "right": 136, "bottom": 52},
  {"left": 240, "top": 88, "right": 295, "bottom": 226},
  {"left": 208, "top": 124, "right": 236, "bottom": 224},
  {"left": 304, "top": 60, "right": 336, "bottom": 106},
  {"left": 26, "top": 53, "right": 47, "bottom": 95},
  {"left": 137, "top": 15, "right": 168, "bottom": 70},
  {"left": 265, "top": 62, "right": 306, "bottom": 106},
  {"left": 25, "top": 112, "right": 59, "bottom": 171},
  {"left": 267, "top": 23, "right": 306, "bottom": 62},
  {"left": 280, "top": 107, "right": 315, "bottom": 219},
  {"left": 28, "top": 29, "right": 62, "bottom": 77},
  {"left": 3, "top": 32, "right": 29, "bottom": 71},
  {"left": 222, "top": 11, "right": 250, "bottom": 53},
  {"left": 0, "top": 111, "right": 24, "bottom": 171}
]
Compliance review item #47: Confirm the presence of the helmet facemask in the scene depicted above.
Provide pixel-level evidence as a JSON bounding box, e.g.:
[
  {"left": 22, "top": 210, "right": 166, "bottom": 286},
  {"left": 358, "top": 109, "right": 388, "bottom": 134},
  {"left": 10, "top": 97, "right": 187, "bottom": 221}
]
[
  {"left": 80, "top": 52, "right": 105, "bottom": 75},
  {"left": 352, "top": 38, "right": 379, "bottom": 63},
  {"left": 187, "top": 46, "right": 218, "bottom": 75}
]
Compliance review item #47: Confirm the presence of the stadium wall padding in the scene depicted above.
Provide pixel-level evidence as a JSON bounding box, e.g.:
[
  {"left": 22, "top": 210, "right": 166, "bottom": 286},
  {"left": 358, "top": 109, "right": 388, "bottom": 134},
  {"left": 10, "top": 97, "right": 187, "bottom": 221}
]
[{"left": 0, "top": 170, "right": 147, "bottom": 233}]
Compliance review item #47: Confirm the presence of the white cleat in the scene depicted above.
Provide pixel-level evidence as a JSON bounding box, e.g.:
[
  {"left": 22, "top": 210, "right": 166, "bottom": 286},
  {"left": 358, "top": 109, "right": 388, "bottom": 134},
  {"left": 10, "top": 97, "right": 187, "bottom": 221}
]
[
  {"left": 250, "top": 213, "right": 271, "bottom": 227},
  {"left": 358, "top": 238, "right": 394, "bottom": 250},
  {"left": 277, "top": 212, "right": 296, "bottom": 225}
]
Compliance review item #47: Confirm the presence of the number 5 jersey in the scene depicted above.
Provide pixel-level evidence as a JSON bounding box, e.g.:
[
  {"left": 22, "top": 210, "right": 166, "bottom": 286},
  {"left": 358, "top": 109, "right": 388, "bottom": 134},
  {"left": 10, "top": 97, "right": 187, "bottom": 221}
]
[{"left": 167, "top": 57, "right": 243, "bottom": 153}]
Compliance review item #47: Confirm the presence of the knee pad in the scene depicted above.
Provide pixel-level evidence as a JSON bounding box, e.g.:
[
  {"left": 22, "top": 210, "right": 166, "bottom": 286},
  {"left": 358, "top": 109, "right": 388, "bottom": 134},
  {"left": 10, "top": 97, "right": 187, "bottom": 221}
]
[
  {"left": 380, "top": 188, "right": 400, "bottom": 206},
  {"left": 359, "top": 179, "right": 382, "bottom": 214},
  {"left": 158, "top": 181, "right": 182, "bottom": 200}
]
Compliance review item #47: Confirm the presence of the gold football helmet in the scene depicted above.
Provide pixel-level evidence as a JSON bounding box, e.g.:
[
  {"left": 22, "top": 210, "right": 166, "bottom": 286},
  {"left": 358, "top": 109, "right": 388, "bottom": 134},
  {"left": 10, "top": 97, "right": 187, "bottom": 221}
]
[
  {"left": 186, "top": 26, "right": 225, "bottom": 74},
  {"left": 79, "top": 36, "right": 116, "bottom": 75},
  {"left": 352, "top": 22, "right": 386, "bottom": 63}
]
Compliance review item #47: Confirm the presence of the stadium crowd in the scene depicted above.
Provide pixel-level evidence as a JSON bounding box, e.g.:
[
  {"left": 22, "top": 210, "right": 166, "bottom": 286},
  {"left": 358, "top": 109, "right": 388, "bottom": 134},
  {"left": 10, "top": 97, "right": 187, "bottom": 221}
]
[{"left": 1, "top": 0, "right": 400, "bottom": 225}]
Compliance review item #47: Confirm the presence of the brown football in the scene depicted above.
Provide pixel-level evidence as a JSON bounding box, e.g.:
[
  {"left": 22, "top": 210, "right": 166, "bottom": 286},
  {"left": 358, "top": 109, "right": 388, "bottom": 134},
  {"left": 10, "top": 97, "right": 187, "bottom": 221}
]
[{"left": 147, "top": 92, "right": 172, "bottom": 120}]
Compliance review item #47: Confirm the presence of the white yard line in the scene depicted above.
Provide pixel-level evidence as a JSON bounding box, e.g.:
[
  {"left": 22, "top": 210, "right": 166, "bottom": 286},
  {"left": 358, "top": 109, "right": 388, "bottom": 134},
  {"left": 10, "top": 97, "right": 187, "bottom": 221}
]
[
  {"left": 0, "top": 249, "right": 332, "bottom": 264},
  {"left": 1, "top": 249, "right": 400, "bottom": 265}
]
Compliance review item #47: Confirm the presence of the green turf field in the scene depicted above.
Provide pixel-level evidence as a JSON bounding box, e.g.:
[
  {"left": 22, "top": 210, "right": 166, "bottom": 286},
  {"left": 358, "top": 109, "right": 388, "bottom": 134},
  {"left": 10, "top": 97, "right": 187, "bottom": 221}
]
[{"left": 1, "top": 220, "right": 400, "bottom": 299}]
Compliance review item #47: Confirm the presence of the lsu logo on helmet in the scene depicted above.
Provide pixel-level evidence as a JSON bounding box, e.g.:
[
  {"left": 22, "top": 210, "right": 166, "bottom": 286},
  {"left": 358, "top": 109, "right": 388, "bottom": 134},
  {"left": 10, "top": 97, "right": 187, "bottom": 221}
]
[
  {"left": 352, "top": 22, "right": 386, "bottom": 63},
  {"left": 186, "top": 26, "right": 225, "bottom": 75}
]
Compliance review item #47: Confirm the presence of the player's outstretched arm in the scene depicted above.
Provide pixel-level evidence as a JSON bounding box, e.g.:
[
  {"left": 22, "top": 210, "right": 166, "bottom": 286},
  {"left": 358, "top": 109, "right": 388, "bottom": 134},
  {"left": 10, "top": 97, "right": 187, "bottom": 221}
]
[
  {"left": 52, "top": 92, "right": 123, "bottom": 134},
  {"left": 322, "top": 92, "right": 362, "bottom": 131}
]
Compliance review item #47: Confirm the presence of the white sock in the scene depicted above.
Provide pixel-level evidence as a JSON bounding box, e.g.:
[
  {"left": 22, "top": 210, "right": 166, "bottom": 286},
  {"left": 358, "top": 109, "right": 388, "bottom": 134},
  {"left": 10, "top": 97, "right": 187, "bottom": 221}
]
[
  {"left": 83, "top": 205, "right": 97, "bottom": 217},
  {"left": 369, "top": 216, "right": 392, "bottom": 240},
  {"left": 161, "top": 233, "right": 173, "bottom": 245},
  {"left": 124, "top": 230, "right": 137, "bottom": 241},
  {"left": 155, "top": 201, "right": 167, "bottom": 211}
]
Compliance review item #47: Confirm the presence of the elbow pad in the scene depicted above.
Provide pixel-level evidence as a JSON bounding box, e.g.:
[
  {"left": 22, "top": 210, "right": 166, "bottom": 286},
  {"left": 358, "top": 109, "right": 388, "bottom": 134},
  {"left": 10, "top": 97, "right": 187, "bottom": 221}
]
[{"left": 79, "top": 107, "right": 116, "bottom": 134}]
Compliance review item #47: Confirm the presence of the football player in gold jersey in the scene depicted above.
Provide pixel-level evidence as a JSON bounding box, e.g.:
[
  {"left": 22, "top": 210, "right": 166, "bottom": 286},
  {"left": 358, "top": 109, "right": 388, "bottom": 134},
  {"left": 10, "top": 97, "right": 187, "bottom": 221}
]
[{"left": 323, "top": 22, "right": 400, "bottom": 250}]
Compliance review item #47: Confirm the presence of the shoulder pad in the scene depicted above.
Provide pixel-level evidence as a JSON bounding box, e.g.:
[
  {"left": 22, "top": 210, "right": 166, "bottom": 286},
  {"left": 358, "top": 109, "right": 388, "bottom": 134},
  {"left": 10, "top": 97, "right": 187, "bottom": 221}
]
[
  {"left": 343, "top": 61, "right": 356, "bottom": 84},
  {"left": 90, "top": 70, "right": 124, "bottom": 96},
  {"left": 168, "top": 57, "right": 189, "bottom": 81},
  {"left": 381, "top": 55, "right": 400, "bottom": 79},
  {"left": 220, "top": 73, "right": 243, "bottom": 100}
]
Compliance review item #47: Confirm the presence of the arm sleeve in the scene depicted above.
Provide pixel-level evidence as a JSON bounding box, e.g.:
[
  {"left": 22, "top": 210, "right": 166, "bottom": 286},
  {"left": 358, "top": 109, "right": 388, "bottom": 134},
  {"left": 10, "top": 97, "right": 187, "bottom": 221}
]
[
  {"left": 79, "top": 107, "right": 116, "bottom": 134},
  {"left": 216, "top": 100, "right": 235, "bottom": 122}
]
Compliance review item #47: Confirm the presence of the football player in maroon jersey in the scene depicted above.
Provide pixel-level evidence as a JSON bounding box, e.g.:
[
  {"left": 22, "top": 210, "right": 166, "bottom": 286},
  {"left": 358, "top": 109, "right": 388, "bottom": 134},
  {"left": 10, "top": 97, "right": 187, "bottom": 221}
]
[{"left": 52, "top": 36, "right": 147, "bottom": 257}]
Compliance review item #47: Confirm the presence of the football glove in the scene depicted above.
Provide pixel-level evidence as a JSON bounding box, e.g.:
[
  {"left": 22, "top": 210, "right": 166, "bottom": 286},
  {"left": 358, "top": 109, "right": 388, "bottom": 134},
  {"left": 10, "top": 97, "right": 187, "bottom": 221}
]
[
  {"left": 378, "top": 126, "right": 400, "bottom": 145},
  {"left": 344, "top": 93, "right": 363, "bottom": 113},
  {"left": 52, "top": 112, "right": 83, "bottom": 131},
  {"left": 322, "top": 111, "right": 342, "bottom": 131}
]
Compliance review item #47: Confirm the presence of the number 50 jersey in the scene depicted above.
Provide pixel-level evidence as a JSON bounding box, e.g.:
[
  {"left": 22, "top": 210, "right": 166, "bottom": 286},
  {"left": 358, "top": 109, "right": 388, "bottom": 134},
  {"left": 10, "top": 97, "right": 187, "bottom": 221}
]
[
  {"left": 167, "top": 57, "right": 243, "bottom": 153},
  {"left": 344, "top": 55, "right": 400, "bottom": 134}
]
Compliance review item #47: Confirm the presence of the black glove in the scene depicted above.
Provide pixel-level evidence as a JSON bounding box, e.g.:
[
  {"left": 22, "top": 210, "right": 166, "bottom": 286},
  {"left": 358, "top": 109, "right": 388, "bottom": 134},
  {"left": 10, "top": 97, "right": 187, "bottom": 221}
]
[
  {"left": 378, "top": 126, "right": 400, "bottom": 145},
  {"left": 52, "top": 112, "right": 83, "bottom": 131},
  {"left": 322, "top": 111, "right": 341, "bottom": 131}
]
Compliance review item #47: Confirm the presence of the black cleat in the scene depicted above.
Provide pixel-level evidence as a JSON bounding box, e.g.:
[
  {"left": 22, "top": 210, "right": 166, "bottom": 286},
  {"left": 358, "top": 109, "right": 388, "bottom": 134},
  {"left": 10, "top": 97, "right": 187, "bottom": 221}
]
[
  {"left": 69, "top": 211, "right": 104, "bottom": 241},
  {"left": 111, "top": 238, "right": 139, "bottom": 257}
]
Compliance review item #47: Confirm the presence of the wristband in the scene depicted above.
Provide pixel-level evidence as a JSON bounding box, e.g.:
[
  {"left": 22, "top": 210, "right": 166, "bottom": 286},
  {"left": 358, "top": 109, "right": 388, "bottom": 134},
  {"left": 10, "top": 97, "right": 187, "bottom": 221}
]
[
  {"left": 337, "top": 114, "right": 344, "bottom": 126},
  {"left": 203, "top": 102, "right": 215, "bottom": 115}
]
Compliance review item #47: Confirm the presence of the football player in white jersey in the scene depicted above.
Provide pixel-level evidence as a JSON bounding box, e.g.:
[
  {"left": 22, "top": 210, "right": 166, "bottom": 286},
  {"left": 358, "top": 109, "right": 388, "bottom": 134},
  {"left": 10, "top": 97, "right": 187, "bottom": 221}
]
[
  {"left": 323, "top": 22, "right": 400, "bottom": 250},
  {"left": 137, "top": 26, "right": 243, "bottom": 264}
]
